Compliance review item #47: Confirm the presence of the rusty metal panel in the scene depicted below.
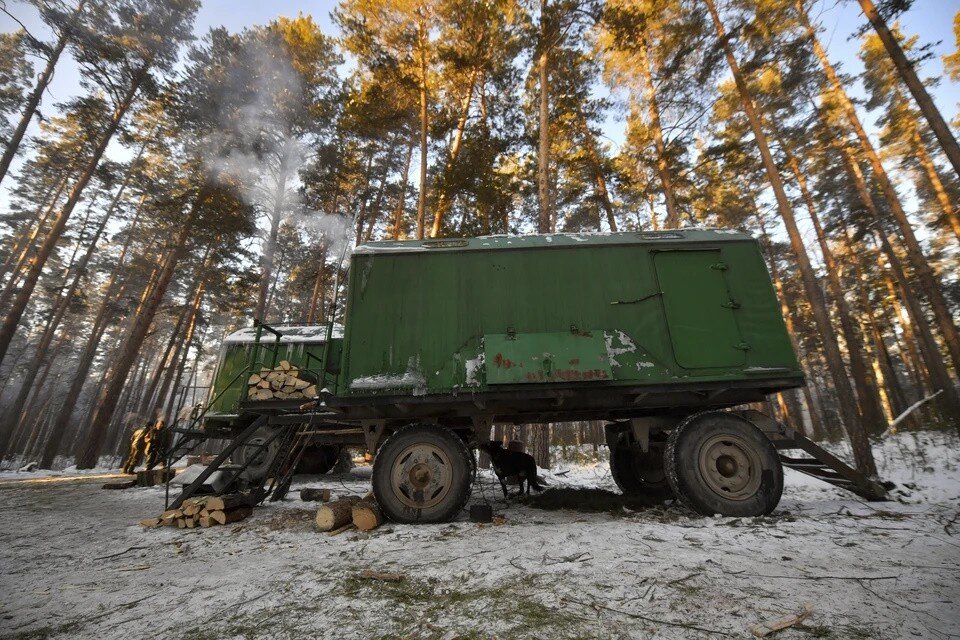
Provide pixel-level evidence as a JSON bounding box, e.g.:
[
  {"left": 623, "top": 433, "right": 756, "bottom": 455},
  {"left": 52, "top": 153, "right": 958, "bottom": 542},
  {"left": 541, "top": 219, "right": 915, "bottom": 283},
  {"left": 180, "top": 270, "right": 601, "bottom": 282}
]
[{"left": 483, "top": 332, "right": 613, "bottom": 384}]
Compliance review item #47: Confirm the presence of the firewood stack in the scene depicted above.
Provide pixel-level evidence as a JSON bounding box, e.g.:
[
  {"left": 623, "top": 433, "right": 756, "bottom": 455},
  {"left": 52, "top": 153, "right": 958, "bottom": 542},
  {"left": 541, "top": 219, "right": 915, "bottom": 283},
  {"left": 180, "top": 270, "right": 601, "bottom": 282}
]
[
  {"left": 246, "top": 360, "right": 318, "bottom": 402},
  {"left": 139, "top": 494, "right": 253, "bottom": 529}
]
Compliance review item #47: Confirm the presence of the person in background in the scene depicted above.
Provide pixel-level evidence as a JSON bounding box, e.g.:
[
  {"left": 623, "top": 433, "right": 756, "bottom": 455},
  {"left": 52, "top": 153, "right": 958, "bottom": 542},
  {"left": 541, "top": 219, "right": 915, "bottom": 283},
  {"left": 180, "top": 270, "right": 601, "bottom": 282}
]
[
  {"left": 144, "top": 416, "right": 170, "bottom": 471},
  {"left": 121, "top": 422, "right": 149, "bottom": 474}
]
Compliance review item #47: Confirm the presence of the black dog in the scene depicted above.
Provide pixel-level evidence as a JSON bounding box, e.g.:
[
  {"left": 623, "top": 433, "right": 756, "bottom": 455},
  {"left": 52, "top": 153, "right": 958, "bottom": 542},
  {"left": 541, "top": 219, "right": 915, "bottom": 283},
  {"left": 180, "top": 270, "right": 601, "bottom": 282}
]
[{"left": 479, "top": 441, "right": 545, "bottom": 498}]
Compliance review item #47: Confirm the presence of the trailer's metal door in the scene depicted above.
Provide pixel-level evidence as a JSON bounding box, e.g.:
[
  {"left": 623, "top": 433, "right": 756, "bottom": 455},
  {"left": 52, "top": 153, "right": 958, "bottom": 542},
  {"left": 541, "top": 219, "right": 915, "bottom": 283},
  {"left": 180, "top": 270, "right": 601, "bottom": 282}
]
[{"left": 653, "top": 249, "right": 746, "bottom": 369}]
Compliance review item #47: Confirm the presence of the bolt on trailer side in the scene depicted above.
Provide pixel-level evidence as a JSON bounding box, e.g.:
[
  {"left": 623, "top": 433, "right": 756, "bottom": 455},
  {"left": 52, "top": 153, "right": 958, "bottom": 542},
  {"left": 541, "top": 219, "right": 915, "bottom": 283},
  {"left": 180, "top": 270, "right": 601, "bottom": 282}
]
[{"left": 328, "top": 229, "right": 804, "bottom": 424}]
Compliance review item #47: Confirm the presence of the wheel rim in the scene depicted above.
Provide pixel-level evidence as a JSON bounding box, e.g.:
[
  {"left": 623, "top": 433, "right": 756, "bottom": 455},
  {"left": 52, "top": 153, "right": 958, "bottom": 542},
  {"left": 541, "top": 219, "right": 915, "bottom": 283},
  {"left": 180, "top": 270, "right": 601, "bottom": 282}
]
[
  {"left": 240, "top": 437, "right": 270, "bottom": 468},
  {"left": 697, "top": 433, "right": 762, "bottom": 501},
  {"left": 390, "top": 443, "right": 453, "bottom": 509}
]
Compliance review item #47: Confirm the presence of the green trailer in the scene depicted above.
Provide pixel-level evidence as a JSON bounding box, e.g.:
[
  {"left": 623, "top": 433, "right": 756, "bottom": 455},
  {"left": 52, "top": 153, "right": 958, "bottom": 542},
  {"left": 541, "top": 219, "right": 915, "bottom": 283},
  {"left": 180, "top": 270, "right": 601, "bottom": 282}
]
[{"left": 184, "top": 229, "right": 886, "bottom": 521}]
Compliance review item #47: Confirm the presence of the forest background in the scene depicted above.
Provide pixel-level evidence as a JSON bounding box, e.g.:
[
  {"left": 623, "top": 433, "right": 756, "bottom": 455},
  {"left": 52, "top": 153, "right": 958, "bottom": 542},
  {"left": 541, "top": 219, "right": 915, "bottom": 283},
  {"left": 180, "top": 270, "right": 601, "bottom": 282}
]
[{"left": 0, "top": 0, "right": 957, "bottom": 474}]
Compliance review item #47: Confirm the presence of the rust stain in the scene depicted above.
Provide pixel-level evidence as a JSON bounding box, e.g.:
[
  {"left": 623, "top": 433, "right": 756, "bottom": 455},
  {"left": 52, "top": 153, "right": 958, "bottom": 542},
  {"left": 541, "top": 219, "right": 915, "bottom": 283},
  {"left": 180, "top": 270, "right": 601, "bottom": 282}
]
[{"left": 494, "top": 353, "right": 515, "bottom": 369}]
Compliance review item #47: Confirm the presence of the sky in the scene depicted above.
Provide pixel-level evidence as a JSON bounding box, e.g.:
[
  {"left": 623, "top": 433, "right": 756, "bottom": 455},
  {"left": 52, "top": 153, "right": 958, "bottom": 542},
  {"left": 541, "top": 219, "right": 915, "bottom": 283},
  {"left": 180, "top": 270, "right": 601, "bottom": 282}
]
[{"left": 1, "top": 0, "right": 959, "bottom": 220}]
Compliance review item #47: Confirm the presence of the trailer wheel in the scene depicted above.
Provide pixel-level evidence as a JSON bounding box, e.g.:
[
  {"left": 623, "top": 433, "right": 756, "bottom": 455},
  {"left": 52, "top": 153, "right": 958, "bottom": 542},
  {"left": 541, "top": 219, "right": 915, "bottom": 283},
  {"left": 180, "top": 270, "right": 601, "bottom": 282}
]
[
  {"left": 234, "top": 426, "right": 282, "bottom": 483},
  {"left": 372, "top": 424, "right": 474, "bottom": 524},
  {"left": 608, "top": 431, "right": 673, "bottom": 505},
  {"left": 665, "top": 412, "right": 783, "bottom": 517}
]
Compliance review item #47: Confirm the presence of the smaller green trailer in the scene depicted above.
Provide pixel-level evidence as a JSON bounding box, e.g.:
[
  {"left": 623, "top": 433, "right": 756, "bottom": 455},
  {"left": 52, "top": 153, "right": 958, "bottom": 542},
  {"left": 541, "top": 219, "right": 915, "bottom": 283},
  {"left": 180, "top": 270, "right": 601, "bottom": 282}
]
[{"left": 188, "top": 229, "right": 886, "bottom": 522}]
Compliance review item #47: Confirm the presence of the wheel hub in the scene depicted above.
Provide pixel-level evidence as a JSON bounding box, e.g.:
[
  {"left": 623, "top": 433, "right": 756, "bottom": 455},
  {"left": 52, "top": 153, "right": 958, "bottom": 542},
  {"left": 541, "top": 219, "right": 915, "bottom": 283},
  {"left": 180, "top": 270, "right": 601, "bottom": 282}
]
[
  {"left": 390, "top": 443, "right": 452, "bottom": 509},
  {"left": 697, "top": 434, "right": 762, "bottom": 501}
]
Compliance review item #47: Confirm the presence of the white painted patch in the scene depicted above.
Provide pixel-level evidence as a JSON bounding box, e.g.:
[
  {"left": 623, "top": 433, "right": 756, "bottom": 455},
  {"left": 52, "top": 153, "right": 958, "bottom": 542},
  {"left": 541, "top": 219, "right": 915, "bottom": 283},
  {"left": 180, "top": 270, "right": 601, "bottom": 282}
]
[
  {"left": 465, "top": 351, "right": 485, "bottom": 386},
  {"left": 603, "top": 330, "right": 637, "bottom": 368}
]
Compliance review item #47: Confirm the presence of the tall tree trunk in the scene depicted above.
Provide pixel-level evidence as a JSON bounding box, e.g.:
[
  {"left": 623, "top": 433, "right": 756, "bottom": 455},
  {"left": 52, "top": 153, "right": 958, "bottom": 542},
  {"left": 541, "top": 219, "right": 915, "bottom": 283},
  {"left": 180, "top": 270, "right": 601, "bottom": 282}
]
[
  {"left": 139, "top": 247, "right": 210, "bottom": 416},
  {"left": 415, "top": 21, "right": 429, "bottom": 240},
  {"left": 430, "top": 69, "right": 478, "bottom": 237},
  {"left": 163, "top": 307, "right": 201, "bottom": 425},
  {"left": 637, "top": 34, "right": 680, "bottom": 229},
  {"left": 305, "top": 256, "right": 327, "bottom": 324},
  {"left": 256, "top": 162, "right": 290, "bottom": 320},
  {"left": 706, "top": 0, "right": 876, "bottom": 475},
  {"left": 38, "top": 209, "right": 145, "bottom": 468},
  {"left": 879, "top": 261, "right": 927, "bottom": 395},
  {"left": 537, "top": 0, "right": 552, "bottom": 234},
  {"left": 855, "top": 0, "right": 960, "bottom": 177},
  {"left": 76, "top": 189, "right": 203, "bottom": 469},
  {"left": 785, "top": 152, "right": 887, "bottom": 432},
  {"left": 0, "top": 0, "right": 88, "bottom": 186},
  {"left": 835, "top": 139, "right": 960, "bottom": 420},
  {"left": 755, "top": 209, "right": 819, "bottom": 438},
  {"left": 577, "top": 110, "right": 617, "bottom": 232},
  {"left": 391, "top": 134, "right": 415, "bottom": 239},
  {"left": 911, "top": 128, "right": 960, "bottom": 242},
  {"left": 0, "top": 67, "right": 149, "bottom": 369},
  {"left": 801, "top": 7, "right": 960, "bottom": 375},
  {"left": 0, "top": 172, "right": 72, "bottom": 310},
  {"left": 0, "top": 176, "right": 63, "bottom": 286},
  {"left": 155, "top": 281, "right": 204, "bottom": 421},
  {"left": 0, "top": 183, "right": 121, "bottom": 450}
]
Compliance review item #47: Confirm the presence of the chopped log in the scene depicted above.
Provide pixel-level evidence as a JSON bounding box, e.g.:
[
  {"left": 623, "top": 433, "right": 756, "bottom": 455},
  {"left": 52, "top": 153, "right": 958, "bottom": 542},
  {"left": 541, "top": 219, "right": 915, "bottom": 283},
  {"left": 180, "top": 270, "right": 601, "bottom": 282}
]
[
  {"left": 280, "top": 384, "right": 296, "bottom": 393},
  {"left": 102, "top": 480, "right": 136, "bottom": 490},
  {"left": 292, "top": 378, "right": 310, "bottom": 390},
  {"left": 300, "top": 488, "right": 332, "bottom": 502},
  {"left": 160, "top": 508, "right": 182, "bottom": 522},
  {"left": 199, "top": 516, "right": 217, "bottom": 528},
  {"left": 252, "top": 388, "right": 273, "bottom": 401},
  {"left": 139, "top": 518, "right": 161, "bottom": 528},
  {"left": 185, "top": 517, "right": 196, "bottom": 528},
  {"left": 183, "top": 499, "right": 206, "bottom": 516},
  {"left": 257, "top": 380, "right": 270, "bottom": 389},
  {"left": 176, "top": 518, "right": 187, "bottom": 529},
  {"left": 352, "top": 501, "right": 383, "bottom": 531},
  {"left": 211, "top": 506, "right": 252, "bottom": 525},
  {"left": 205, "top": 493, "right": 251, "bottom": 511},
  {"left": 248, "top": 373, "right": 262, "bottom": 385},
  {"left": 279, "top": 360, "right": 291, "bottom": 371},
  {"left": 288, "top": 367, "right": 299, "bottom": 377},
  {"left": 316, "top": 497, "right": 360, "bottom": 531},
  {"left": 304, "top": 385, "right": 318, "bottom": 397}
]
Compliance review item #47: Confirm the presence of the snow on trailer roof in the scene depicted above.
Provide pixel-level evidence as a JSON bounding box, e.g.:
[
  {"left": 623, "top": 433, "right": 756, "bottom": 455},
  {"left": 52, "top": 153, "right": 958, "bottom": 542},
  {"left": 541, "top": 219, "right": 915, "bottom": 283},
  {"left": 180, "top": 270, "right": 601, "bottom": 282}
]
[
  {"left": 352, "top": 228, "right": 753, "bottom": 255},
  {"left": 222, "top": 324, "right": 343, "bottom": 344}
]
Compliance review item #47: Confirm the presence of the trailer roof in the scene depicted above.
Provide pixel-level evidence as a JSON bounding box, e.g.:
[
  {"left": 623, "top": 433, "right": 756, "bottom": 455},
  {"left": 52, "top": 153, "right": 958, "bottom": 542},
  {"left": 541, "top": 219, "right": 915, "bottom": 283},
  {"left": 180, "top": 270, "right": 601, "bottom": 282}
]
[
  {"left": 223, "top": 324, "right": 342, "bottom": 344},
  {"left": 353, "top": 228, "right": 753, "bottom": 255}
]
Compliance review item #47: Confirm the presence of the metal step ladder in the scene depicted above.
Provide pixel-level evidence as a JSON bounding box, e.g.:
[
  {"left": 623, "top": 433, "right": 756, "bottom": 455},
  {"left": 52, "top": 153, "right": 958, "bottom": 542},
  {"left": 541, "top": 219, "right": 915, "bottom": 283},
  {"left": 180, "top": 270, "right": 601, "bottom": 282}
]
[
  {"left": 166, "top": 416, "right": 284, "bottom": 509},
  {"left": 738, "top": 410, "right": 888, "bottom": 501}
]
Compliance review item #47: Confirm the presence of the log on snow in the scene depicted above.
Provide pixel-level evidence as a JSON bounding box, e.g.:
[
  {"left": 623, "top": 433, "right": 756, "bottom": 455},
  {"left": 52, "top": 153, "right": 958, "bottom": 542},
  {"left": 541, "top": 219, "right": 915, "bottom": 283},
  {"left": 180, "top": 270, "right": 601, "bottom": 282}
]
[
  {"left": 102, "top": 481, "right": 136, "bottom": 490},
  {"left": 211, "top": 506, "right": 252, "bottom": 525},
  {"left": 300, "top": 488, "right": 332, "bottom": 502},
  {"left": 352, "top": 501, "right": 383, "bottom": 531},
  {"left": 316, "top": 497, "right": 360, "bottom": 531},
  {"left": 205, "top": 493, "right": 252, "bottom": 511}
]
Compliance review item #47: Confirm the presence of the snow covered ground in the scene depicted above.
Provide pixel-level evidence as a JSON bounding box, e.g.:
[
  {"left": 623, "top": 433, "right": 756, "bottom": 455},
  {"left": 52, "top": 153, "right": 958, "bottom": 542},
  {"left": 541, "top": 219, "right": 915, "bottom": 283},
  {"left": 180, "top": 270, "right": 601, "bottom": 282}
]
[{"left": 0, "top": 430, "right": 958, "bottom": 640}]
